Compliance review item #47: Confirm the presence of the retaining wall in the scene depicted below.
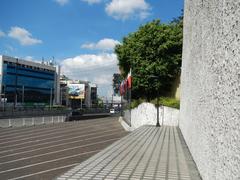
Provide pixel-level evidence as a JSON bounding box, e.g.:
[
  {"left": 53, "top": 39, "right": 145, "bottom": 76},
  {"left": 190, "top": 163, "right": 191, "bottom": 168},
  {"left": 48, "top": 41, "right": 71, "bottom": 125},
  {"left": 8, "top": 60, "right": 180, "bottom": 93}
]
[
  {"left": 123, "top": 102, "right": 179, "bottom": 130},
  {"left": 180, "top": 0, "right": 240, "bottom": 179}
]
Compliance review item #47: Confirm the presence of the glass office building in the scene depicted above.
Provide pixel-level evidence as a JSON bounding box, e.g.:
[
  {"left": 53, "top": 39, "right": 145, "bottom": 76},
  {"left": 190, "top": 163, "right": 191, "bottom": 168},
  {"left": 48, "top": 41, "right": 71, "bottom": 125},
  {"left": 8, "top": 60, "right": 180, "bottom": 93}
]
[{"left": 0, "top": 55, "right": 59, "bottom": 105}]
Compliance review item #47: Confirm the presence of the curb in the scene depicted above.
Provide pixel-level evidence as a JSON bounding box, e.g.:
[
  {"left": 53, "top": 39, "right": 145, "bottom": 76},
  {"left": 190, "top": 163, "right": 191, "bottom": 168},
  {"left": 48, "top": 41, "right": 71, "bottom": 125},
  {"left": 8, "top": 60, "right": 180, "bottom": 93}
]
[{"left": 118, "top": 116, "right": 134, "bottom": 132}]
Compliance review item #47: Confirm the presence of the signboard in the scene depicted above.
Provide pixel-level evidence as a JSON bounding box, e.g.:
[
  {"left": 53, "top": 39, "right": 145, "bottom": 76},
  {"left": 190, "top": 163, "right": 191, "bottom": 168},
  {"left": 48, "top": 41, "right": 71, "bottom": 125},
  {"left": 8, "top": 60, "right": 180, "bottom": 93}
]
[{"left": 68, "top": 83, "right": 85, "bottom": 99}]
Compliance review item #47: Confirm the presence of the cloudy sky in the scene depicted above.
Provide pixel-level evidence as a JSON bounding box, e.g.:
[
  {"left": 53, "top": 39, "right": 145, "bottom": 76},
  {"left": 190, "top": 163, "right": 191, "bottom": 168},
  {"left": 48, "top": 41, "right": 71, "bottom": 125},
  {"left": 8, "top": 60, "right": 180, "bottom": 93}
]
[{"left": 0, "top": 0, "right": 183, "bottom": 97}]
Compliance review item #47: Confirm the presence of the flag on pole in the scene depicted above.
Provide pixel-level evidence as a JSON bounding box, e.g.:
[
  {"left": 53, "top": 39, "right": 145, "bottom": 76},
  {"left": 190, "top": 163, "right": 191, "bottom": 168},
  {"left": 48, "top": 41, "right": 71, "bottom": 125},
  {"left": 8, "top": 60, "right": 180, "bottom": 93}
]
[
  {"left": 127, "top": 69, "right": 132, "bottom": 89},
  {"left": 124, "top": 79, "right": 128, "bottom": 92},
  {"left": 120, "top": 81, "right": 124, "bottom": 95}
]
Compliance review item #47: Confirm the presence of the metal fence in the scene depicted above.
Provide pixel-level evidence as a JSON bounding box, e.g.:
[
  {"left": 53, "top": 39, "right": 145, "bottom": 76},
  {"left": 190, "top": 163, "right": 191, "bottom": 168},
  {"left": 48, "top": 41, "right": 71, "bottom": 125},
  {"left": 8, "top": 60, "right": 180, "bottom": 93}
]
[
  {"left": 0, "top": 106, "right": 111, "bottom": 128},
  {"left": 0, "top": 108, "right": 69, "bottom": 119},
  {"left": 0, "top": 115, "right": 66, "bottom": 128}
]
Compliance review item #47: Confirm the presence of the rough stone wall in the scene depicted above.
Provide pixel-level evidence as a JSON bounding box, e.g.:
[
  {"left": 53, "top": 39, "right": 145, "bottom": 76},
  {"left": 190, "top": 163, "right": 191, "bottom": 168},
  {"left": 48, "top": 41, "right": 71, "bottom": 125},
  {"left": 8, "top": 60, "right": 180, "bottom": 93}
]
[{"left": 180, "top": 0, "right": 240, "bottom": 179}]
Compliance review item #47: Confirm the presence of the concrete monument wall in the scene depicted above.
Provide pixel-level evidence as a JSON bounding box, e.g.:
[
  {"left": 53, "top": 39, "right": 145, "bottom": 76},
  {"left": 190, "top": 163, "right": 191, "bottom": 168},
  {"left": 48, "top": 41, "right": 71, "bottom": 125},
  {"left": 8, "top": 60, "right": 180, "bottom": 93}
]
[
  {"left": 122, "top": 103, "right": 179, "bottom": 131},
  {"left": 180, "top": 0, "right": 240, "bottom": 179}
]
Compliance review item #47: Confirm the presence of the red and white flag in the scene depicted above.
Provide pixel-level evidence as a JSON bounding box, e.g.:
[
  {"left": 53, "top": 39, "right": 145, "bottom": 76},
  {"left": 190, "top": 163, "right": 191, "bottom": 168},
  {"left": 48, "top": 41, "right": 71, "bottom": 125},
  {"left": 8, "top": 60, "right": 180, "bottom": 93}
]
[
  {"left": 120, "top": 81, "right": 124, "bottom": 95},
  {"left": 127, "top": 69, "right": 132, "bottom": 89}
]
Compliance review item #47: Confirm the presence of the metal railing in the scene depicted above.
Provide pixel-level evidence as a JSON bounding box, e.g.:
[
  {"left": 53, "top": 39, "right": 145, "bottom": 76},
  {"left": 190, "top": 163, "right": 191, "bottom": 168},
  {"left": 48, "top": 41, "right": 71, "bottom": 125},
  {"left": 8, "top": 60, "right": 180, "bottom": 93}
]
[
  {"left": 0, "top": 108, "right": 70, "bottom": 119},
  {"left": 0, "top": 115, "right": 66, "bottom": 128}
]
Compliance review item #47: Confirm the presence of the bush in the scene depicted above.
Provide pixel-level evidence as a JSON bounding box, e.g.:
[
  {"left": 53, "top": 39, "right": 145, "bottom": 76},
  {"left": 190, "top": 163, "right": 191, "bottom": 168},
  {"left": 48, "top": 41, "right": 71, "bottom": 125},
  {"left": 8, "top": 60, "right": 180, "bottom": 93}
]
[
  {"left": 130, "top": 98, "right": 146, "bottom": 109},
  {"left": 152, "top": 97, "right": 180, "bottom": 109},
  {"left": 130, "top": 97, "right": 180, "bottom": 109}
]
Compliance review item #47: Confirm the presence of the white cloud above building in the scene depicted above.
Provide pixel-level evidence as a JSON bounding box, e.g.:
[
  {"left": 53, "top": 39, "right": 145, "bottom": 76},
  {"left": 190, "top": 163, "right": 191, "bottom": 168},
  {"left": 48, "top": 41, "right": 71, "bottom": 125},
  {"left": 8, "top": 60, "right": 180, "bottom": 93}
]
[
  {"left": 105, "top": 0, "right": 150, "bottom": 20},
  {"left": 81, "top": 38, "right": 120, "bottom": 51},
  {"left": 8, "top": 27, "right": 42, "bottom": 46}
]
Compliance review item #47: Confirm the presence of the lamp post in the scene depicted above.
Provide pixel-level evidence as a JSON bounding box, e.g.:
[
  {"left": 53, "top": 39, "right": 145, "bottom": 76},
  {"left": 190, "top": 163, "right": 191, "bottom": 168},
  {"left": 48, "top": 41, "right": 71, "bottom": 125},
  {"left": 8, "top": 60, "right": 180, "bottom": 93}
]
[
  {"left": 149, "top": 75, "right": 161, "bottom": 127},
  {"left": 131, "top": 73, "right": 161, "bottom": 127}
]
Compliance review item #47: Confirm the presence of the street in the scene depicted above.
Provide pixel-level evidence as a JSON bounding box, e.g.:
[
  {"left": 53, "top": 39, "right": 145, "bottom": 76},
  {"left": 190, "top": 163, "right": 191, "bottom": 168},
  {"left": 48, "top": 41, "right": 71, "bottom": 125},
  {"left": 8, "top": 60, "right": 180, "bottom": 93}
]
[{"left": 0, "top": 116, "right": 128, "bottom": 180}]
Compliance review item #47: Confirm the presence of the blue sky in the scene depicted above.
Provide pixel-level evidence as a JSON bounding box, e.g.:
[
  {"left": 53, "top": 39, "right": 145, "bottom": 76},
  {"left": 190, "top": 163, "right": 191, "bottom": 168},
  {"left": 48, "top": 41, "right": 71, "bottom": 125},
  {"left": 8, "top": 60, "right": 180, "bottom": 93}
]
[{"left": 0, "top": 0, "right": 183, "bottom": 98}]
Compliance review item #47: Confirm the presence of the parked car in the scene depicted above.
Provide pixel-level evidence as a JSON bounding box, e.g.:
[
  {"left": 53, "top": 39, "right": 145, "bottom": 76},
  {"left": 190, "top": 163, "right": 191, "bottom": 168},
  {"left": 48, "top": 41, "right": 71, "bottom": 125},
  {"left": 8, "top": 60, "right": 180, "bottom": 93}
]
[
  {"left": 110, "top": 109, "right": 115, "bottom": 114},
  {"left": 65, "top": 109, "right": 83, "bottom": 121}
]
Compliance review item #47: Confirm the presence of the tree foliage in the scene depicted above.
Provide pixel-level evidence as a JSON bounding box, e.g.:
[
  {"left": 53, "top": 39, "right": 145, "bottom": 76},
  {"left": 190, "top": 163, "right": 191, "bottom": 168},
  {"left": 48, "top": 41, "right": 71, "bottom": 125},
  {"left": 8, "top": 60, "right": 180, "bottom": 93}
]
[
  {"left": 115, "top": 17, "right": 183, "bottom": 100},
  {"left": 112, "top": 73, "right": 121, "bottom": 95}
]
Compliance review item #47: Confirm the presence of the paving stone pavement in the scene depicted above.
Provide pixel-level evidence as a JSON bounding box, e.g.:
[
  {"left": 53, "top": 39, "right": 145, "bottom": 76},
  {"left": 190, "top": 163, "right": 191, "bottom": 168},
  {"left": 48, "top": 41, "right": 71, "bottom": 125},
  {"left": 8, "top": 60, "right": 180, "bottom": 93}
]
[{"left": 57, "top": 126, "right": 201, "bottom": 180}]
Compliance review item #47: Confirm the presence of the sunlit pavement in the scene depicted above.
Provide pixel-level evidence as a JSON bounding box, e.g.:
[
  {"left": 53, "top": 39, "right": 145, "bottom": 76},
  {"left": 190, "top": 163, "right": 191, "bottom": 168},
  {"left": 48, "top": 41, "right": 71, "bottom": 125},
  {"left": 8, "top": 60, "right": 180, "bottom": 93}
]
[
  {"left": 0, "top": 116, "right": 128, "bottom": 180},
  {"left": 58, "top": 126, "right": 201, "bottom": 180}
]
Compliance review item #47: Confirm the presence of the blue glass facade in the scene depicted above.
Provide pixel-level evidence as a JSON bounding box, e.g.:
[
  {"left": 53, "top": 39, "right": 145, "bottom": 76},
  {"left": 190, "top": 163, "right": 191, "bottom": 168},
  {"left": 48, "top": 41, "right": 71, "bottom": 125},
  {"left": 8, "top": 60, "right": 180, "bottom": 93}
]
[{"left": 2, "top": 61, "right": 55, "bottom": 103}]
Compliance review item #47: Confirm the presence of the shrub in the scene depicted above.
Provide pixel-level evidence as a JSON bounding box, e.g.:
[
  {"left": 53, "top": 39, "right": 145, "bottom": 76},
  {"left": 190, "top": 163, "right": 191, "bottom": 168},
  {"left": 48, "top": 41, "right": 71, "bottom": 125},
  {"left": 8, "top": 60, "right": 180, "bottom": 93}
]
[
  {"left": 129, "top": 97, "right": 180, "bottom": 109},
  {"left": 155, "top": 97, "right": 180, "bottom": 109},
  {"left": 130, "top": 98, "right": 146, "bottom": 109}
]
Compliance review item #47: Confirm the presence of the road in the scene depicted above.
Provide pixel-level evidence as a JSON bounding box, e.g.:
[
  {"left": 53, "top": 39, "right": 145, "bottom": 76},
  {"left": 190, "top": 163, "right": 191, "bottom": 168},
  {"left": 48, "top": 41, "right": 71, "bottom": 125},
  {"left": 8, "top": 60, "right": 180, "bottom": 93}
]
[{"left": 0, "top": 116, "right": 128, "bottom": 180}]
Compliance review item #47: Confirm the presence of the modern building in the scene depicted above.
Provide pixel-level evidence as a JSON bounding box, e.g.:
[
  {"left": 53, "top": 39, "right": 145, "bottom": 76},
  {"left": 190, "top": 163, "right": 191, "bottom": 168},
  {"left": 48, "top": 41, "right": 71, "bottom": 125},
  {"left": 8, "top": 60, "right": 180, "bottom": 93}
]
[
  {"left": 0, "top": 55, "right": 60, "bottom": 108},
  {"left": 59, "top": 76, "right": 98, "bottom": 108}
]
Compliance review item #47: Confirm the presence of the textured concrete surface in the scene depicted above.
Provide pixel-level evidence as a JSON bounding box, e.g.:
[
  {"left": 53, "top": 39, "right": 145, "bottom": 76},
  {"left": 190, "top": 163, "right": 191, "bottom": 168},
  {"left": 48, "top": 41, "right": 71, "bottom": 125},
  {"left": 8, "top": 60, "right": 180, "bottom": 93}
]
[
  {"left": 180, "top": 0, "right": 240, "bottom": 179},
  {"left": 124, "top": 103, "right": 179, "bottom": 130},
  {"left": 57, "top": 126, "right": 201, "bottom": 180}
]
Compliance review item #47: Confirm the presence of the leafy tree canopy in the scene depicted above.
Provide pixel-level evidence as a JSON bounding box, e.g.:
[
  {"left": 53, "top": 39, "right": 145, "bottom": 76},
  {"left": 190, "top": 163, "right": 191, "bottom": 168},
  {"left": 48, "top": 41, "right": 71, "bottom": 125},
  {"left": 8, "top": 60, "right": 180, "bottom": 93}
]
[{"left": 115, "top": 17, "right": 183, "bottom": 100}]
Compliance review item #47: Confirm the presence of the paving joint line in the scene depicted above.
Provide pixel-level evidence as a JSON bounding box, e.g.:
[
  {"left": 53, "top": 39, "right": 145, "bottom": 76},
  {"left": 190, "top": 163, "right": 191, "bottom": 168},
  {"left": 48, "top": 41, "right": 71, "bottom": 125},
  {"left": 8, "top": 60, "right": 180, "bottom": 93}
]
[
  {"left": 127, "top": 128, "right": 160, "bottom": 178},
  {"left": 137, "top": 127, "right": 164, "bottom": 178},
  {"left": 0, "top": 128, "right": 125, "bottom": 158},
  {"left": 113, "top": 127, "right": 157, "bottom": 179},
  {"left": 173, "top": 127, "right": 181, "bottom": 180},
  {"left": 75, "top": 126, "right": 150, "bottom": 179},
  {"left": 165, "top": 127, "right": 171, "bottom": 180},
  {"left": 0, "top": 117, "right": 116, "bottom": 139},
  {"left": 0, "top": 120, "right": 117, "bottom": 143},
  {"left": 92, "top": 127, "right": 154, "bottom": 179},
  {"left": 0, "top": 123, "right": 120, "bottom": 150},
  {"left": 0, "top": 118, "right": 112, "bottom": 136},
  {"left": 62, "top": 126, "right": 147, "bottom": 178},
  {"left": 1, "top": 149, "right": 100, "bottom": 176},
  {"left": 0, "top": 132, "right": 124, "bottom": 159},
  {"left": 153, "top": 126, "right": 167, "bottom": 179},
  {"left": 0, "top": 137, "right": 121, "bottom": 167}
]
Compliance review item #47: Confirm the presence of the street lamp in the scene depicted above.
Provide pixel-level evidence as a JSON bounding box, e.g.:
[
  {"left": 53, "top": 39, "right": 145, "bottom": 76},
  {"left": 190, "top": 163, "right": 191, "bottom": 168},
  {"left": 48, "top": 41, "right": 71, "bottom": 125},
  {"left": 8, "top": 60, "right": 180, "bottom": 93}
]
[{"left": 149, "top": 75, "right": 161, "bottom": 127}]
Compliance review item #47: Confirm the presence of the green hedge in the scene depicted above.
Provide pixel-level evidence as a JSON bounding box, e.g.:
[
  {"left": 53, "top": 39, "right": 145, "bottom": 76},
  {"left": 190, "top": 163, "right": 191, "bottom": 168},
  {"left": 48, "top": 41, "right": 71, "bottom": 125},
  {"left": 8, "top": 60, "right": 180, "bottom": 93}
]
[{"left": 130, "top": 97, "right": 180, "bottom": 109}]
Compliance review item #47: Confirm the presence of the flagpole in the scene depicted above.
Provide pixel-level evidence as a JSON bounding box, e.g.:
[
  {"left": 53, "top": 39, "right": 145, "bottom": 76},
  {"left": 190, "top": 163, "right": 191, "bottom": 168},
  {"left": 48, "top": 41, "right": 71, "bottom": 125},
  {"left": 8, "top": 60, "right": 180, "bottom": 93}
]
[
  {"left": 128, "top": 68, "right": 132, "bottom": 127},
  {"left": 129, "top": 85, "right": 131, "bottom": 127}
]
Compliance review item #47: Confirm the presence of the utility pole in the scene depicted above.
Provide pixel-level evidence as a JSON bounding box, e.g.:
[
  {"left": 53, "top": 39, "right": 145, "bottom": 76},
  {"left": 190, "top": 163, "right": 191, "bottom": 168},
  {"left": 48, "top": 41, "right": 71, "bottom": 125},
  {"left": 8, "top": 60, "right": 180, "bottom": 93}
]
[
  {"left": 50, "top": 88, "right": 52, "bottom": 110},
  {"left": 2, "top": 85, "right": 6, "bottom": 111},
  {"left": 14, "top": 58, "right": 19, "bottom": 109},
  {"left": 112, "top": 94, "right": 113, "bottom": 108},
  {"left": 22, "top": 85, "right": 24, "bottom": 105}
]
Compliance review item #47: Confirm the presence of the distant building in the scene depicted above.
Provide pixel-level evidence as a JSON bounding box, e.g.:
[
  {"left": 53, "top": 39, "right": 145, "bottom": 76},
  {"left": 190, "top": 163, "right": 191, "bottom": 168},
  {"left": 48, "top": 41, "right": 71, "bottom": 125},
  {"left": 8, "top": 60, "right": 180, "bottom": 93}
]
[
  {"left": 59, "top": 75, "right": 98, "bottom": 108},
  {"left": 0, "top": 55, "right": 60, "bottom": 107},
  {"left": 59, "top": 75, "right": 69, "bottom": 106}
]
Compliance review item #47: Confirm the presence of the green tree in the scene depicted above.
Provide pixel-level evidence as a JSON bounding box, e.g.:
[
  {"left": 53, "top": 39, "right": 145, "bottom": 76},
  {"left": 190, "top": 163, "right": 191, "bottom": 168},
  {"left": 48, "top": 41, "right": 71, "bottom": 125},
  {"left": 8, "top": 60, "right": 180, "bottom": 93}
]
[
  {"left": 115, "top": 18, "right": 183, "bottom": 100},
  {"left": 112, "top": 73, "right": 121, "bottom": 95}
]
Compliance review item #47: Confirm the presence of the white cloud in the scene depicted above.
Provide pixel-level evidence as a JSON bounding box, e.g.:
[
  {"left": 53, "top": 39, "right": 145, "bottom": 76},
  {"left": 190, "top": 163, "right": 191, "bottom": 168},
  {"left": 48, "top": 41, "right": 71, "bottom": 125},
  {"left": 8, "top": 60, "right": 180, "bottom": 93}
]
[
  {"left": 81, "top": 38, "right": 120, "bottom": 51},
  {"left": 105, "top": 0, "right": 150, "bottom": 20},
  {"left": 81, "top": 0, "right": 102, "bottom": 5},
  {"left": 61, "top": 53, "right": 119, "bottom": 96},
  {"left": 0, "top": 30, "right": 5, "bottom": 37},
  {"left": 8, "top": 27, "right": 42, "bottom": 46},
  {"left": 54, "top": 0, "right": 69, "bottom": 6}
]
